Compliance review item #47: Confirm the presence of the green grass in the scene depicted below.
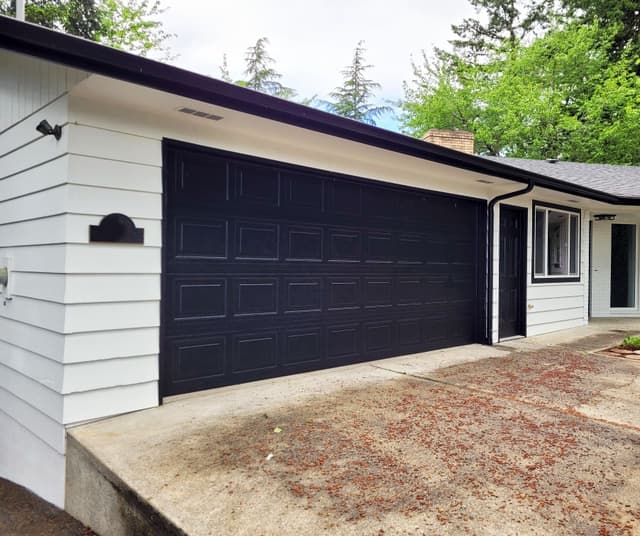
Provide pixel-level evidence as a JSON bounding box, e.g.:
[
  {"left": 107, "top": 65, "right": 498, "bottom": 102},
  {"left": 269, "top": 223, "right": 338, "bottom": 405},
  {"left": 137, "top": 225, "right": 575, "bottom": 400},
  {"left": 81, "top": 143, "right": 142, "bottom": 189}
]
[{"left": 621, "top": 335, "right": 640, "bottom": 350}]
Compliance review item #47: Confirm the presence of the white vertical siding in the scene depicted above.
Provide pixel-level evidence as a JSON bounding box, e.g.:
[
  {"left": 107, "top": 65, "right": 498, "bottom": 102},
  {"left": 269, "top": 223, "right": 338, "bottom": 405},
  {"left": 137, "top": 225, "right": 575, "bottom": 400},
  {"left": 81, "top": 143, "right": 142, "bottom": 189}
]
[
  {"left": 591, "top": 219, "right": 611, "bottom": 316},
  {"left": 0, "top": 49, "right": 88, "bottom": 132}
]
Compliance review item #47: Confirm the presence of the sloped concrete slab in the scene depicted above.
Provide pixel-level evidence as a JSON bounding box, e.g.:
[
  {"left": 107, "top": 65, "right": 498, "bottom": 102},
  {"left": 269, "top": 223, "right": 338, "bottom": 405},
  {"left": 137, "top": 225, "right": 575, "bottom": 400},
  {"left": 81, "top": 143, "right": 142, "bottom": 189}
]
[{"left": 66, "top": 329, "right": 640, "bottom": 536}]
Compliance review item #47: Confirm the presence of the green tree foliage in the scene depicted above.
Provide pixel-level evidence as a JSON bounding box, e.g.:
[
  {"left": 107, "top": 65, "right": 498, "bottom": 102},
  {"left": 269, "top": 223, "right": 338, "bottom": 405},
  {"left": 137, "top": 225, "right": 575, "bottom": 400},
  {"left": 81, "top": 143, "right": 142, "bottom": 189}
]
[
  {"left": 327, "top": 41, "right": 391, "bottom": 125},
  {"left": 237, "top": 37, "right": 296, "bottom": 99},
  {"left": 0, "top": 0, "right": 172, "bottom": 57},
  {"left": 400, "top": 1, "right": 640, "bottom": 164},
  {"left": 563, "top": 0, "right": 640, "bottom": 64},
  {"left": 0, "top": 0, "right": 101, "bottom": 38},
  {"left": 96, "top": 0, "right": 173, "bottom": 58}
]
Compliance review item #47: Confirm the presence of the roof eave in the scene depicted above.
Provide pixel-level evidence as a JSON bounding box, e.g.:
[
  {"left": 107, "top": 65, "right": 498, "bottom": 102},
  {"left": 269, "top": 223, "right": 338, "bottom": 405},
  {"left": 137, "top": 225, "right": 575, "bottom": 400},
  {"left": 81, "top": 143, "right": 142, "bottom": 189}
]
[{"left": 2, "top": 16, "right": 639, "bottom": 206}]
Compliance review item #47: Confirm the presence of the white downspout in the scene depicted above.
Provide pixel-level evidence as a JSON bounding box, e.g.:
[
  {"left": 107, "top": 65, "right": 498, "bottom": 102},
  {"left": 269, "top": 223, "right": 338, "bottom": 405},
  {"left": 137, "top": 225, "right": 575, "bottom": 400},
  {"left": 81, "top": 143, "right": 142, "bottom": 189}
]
[{"left": 16, "top": 0, "right": 25, "bottom": 21}]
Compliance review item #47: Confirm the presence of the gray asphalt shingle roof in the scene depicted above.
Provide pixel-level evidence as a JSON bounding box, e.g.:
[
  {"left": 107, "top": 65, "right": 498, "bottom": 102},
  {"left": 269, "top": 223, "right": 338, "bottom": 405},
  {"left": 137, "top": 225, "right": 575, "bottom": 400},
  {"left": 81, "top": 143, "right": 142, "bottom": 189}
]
[{"left": 484, "top": 156, "right": 640, "bottom": 199}]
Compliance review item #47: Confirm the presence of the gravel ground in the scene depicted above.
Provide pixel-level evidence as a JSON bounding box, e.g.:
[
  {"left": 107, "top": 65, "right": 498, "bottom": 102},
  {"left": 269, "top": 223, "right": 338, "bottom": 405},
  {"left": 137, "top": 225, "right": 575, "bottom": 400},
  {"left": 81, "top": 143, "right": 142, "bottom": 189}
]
[{"left": 0, "top": 477, "right": 95, "bottom": 536}]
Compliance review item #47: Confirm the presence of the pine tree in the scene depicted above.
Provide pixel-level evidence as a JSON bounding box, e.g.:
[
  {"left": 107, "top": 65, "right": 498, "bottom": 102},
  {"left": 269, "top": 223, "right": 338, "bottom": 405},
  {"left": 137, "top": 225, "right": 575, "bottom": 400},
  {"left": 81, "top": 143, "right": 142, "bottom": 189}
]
[
  {"left": 219, "top": 53, "right": 232, "bottom": 82},
  {"left": 327, "top": 41, "right": 391, "bottom": 125},
  {"left": 240, "top": 37, "right": 295, "bottom": 99}
]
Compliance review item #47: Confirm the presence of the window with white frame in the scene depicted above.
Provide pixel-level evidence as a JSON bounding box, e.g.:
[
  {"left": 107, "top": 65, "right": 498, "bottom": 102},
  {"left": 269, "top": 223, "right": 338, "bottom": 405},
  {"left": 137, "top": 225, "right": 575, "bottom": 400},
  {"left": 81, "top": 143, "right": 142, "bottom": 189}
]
[{"left": 533, "top": 203, "right": 580, "bottom": 281}]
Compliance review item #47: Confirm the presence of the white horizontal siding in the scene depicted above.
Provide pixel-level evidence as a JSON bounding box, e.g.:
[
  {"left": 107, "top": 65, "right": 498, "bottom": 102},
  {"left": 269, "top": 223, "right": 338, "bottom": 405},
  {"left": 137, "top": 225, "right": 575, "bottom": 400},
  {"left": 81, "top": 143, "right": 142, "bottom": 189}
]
[
  {"left": 528, "top": 284, "right": 585, "bottom": 300},
  {"left": 0, "top": 410, "right": 65, "bottom": 507},
  {"left": 0, "top": 61, "right": 72, "bottom": 502},
  {"left": 0, "top": 81, "right": 72, "bottom": 485},
  {"left": 527, "top": 317, "right": 585, "bottom": 337},
  {"left": 0, "top": 184, "right": 161, "bottom": 224},
  {"left": 0, "top": 245, "right": 67, "bottom": 272},
  {"left": 65, "top": 244, "right": 161, "bottom": 273},
  {"left": 63, "top": 381, "right": 158, "bottom": 424},
  {"left": 0, "top": 340, "right": 63, "bottom": 392},
  {"left": 0, "top": 95, "right": 69, "bottom": 156},
  {"left": 0, "top": 295, "right": 65, "bottom": 333},
  {"left": 12, "top": 273, "right": 160, "bottom": 303},
  {"left": 68, "top": 153, "right": 162, "bottom": 193},
  {"left": 1, "top": 243, "right": 164, "bottom": 273},
  {"left": 0, "top": 317, "right": 65, "bottom": 363},
  {"left": 0, "top": 216, "right": 68, "bottom": 246},
  {"left": 528, "top": 307, "right": 585, "bottom": 325},
  {"left": 0, "top": 363, "right": 63, "bottom": 423},
  {"left": 68, "top": 123, "right": 161, "bottom": 166},
  {"left": 64, "top": 301, "right": 159, "bottom": 333},
  {"left": 63, "top": 355, "right": 158, "bottom": 394},
  {"left": 0, "top": 296, "right": 158, "bottom": 333},
  {"left": 0, "top": 129, "right": 69, "bottom": 179},
  {"left": 0, "top": 215, "right": 161, "bottom": 248},
  {"left": 64, "top": 327, "right": 159, "bottom": 363},
  {"left": 526, "top": 295, "right": 584, "bottom": 313},
  {"left": 64, "top": 273, "right": 160, "bottom": 303},
  {"left": 0, "top": 389, "right": 65, "bottom": 453},
  {"left": 0, "top": 155, "right": 67, "bottom": 201}
]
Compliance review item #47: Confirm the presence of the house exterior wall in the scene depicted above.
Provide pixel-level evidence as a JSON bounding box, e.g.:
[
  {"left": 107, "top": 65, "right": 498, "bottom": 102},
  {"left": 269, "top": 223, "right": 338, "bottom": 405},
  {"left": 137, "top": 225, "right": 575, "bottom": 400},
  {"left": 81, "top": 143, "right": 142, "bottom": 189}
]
[
  {"left": 491, "top": 197, "right": 590, "bottom": 342},
  {"left": 0, "top": 49, "right": 88, "bottom": 132},
  {"left": 1, "top": 64, "right": 607, "bottom": 505},
  {"left": 0, "top": 51, "right": 88, "bottom": 506},
  {"left": 591, "top": 214, "right": 640, "bottom": 317}
]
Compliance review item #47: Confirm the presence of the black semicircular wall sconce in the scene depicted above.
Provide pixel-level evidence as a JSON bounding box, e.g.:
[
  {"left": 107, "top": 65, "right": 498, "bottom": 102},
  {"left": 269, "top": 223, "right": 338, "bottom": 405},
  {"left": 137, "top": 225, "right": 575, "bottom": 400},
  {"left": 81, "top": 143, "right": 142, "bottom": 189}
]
[{"left": 90, "top": 213, "right": 144, "bottom": 244}]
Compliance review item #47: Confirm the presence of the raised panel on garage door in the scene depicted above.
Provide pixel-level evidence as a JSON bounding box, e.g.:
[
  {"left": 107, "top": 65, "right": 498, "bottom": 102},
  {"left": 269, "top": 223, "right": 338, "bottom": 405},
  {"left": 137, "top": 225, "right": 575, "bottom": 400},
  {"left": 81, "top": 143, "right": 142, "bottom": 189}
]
[{"left": 162, "top": 140, "right": 485, "bottom": 396}]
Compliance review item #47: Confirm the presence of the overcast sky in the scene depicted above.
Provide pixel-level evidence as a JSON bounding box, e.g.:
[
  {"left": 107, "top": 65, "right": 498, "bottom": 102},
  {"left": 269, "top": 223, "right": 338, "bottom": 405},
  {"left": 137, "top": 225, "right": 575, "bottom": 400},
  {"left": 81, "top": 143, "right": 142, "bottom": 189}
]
[{"left": 158, "top": 1, "right": 477, "bottom": 131}]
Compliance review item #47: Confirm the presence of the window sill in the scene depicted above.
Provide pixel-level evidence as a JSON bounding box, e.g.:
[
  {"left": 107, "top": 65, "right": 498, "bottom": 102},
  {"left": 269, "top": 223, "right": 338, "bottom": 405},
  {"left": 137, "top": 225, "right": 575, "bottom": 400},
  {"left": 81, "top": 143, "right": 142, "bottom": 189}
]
[{"left": 531, "top": 276, "right": 581, "bottom": 284}]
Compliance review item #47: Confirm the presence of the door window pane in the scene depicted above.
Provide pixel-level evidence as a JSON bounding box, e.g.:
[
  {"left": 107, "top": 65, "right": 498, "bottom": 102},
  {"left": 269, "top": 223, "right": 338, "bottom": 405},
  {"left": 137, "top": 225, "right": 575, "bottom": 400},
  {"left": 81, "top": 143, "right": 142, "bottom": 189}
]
[{"left": 611, "top": 224, "right": 636, "bottom": 308}]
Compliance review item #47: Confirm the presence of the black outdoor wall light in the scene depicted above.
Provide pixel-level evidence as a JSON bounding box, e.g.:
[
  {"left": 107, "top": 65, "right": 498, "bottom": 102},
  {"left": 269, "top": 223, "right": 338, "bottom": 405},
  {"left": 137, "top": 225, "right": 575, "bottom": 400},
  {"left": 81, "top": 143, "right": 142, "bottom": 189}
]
[
  {"left": 36, "top": 119, "right": 62, "bottom": 140},
  {"left": 594, "top": 214, "right": 616, "bottom": 221}
]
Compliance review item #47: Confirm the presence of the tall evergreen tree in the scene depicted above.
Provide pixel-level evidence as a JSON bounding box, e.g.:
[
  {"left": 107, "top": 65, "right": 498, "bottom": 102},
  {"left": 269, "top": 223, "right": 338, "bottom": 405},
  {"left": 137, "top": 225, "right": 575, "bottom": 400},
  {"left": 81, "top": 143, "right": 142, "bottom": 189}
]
[
  {"left": 219, "top": 53, "right": 232, "bottom": 83},
  {"left": 562, "top": 0, "right": 640, "bottom": 68},
  {"left": 327, "top": 41, "right": 391, "bottom": 125},
  {"left": 450, "top": 0, "right": 554, "bottom": 58},
  {"left": 239, "top": 37, "right": 296, "bottom": 99}
]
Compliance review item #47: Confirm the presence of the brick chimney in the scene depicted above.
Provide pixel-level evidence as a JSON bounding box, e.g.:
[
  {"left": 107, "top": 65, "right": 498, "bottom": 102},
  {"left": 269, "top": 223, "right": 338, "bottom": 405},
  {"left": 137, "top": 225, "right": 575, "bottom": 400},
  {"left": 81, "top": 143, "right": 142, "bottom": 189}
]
[{"left": 422, "top": 129, "right": 474, "bottom": 154}]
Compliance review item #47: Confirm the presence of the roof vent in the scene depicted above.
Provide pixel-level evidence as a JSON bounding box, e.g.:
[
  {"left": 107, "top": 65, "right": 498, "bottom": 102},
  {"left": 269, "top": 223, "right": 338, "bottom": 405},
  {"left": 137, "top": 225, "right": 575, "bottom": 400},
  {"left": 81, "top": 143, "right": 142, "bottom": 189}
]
[
  {"left": 546, "top": 158, "right": 559, "bottom": 164},
  {"left": 177, "top": 107, "right": 223, "bottom": 121}
]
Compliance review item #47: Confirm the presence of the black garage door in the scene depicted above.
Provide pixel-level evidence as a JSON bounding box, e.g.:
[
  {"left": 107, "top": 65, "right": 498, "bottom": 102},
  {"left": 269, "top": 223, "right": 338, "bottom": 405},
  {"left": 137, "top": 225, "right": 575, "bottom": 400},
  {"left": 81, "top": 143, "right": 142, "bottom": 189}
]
[{"left": 161, "top": 140, "right": 486, "bottom": 396}]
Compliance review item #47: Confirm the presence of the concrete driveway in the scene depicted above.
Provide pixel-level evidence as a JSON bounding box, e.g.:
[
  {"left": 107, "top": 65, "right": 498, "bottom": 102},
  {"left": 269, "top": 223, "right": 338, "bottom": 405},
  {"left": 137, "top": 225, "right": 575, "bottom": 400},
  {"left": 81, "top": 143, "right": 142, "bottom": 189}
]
[{"left": 68, "top": 322, "right": 640, "bottom": 536}]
